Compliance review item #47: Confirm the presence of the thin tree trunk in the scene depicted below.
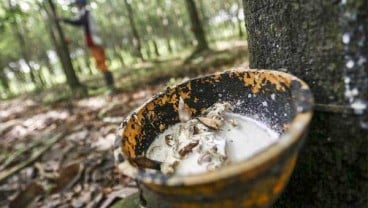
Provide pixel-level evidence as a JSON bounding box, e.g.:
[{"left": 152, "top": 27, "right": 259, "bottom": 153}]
[
  {"left": 123, "top": 0, "right": 144, "bottom": 61},
  {"left": 0, "top": 69, "right": 10, "bottom": 92},
  {"left": 236, "top": 7, "right": 244, "bottom": 38},
  {"left": 166, "top": 38, "right": 173, "bottom": 54},
  {"left": 45, "top": 0, "right": 86, "bottom": 95},
  {"left": 243, "top": 0, "right": 368, "bottom": 207},
  {"left": 145, "top": 43, "right": 152, "bottom": 59},
  {"left": 36, "top": 69, "right": 46, "bottom": 88},
  {"left": 185, "top": 0, "right": 209, "bottom": 52},
  {"left": 198, "top": 0, "right": 209, "bottom": 33},
  {"left": 43, "top": 53, "right": 55, "bottom": 76},
  {"left": 28, "top": 66, "right": 37, "bottom": 85},
  {"left": 152, "top": 40, "right": 160, "bottom": 57}
]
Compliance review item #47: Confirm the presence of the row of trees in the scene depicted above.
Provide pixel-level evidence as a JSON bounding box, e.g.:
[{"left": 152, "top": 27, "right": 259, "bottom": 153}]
[{"left": 0, "top": 0, "right": 244, "bottom": 97}]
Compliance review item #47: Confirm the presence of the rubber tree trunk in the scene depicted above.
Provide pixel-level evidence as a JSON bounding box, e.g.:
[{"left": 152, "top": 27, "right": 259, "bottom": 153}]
[
  {"left": 185, "top": 0, "right": 209, "bottom": 52},
  {"left": 36, "top": 69, "right": 46, "bottom": 88},
  {"left": 236, "top": 0, "right": 244, "bottom": 38},
  {"left": 0, "top": 69, "right": 10, "bottom": 92},
  {"left": 43, "top": 52, "right": 56, "bottom": 76},
  {"left": 198, "top": 0, "right": 209, "bottom": 32},
  {"left": 124, "top": 0, "right": 144, "bottom": 61},
  {"left": 152, "top": 40, "right": 160, "bottom": 57},
  {"left": 242, "top": 0, "right": 368, "bottom": 207},
  {"left": 46, "top": 0, "right": 86, "bottom": 95}
]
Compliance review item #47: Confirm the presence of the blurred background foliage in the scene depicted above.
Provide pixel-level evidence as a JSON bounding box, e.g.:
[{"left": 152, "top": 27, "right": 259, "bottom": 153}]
[{"left": 0, "top": 0, "right": 245, "bottom": 99}]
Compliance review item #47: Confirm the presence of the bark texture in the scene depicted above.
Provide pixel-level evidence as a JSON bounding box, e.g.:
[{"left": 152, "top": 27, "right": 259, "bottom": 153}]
[
  {"left": 242, "top": 0, "right": 368, "bottom": 207},
  {"left": 185, "top": 0, "right": 209, "bottom": 52},
  {"left": 0, "top": 69, "right": 9, "bottom": 91},
  {"left": 46, "top": 0, "right": 85, "bottom": 95},
  {"left": 244, "top": 0, "right": 344, "bottom": 104}
]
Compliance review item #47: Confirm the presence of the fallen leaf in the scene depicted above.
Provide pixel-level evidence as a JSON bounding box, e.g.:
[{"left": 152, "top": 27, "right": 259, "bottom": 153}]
[
  {"left": 51, "top": 162, "right": 83, "bottom": 193},
  {"left": 197, "top": 117, "right": 221, "bottom": 130},
  {"left": 9, "top": 182, "right": 44, "bottom": 208}
]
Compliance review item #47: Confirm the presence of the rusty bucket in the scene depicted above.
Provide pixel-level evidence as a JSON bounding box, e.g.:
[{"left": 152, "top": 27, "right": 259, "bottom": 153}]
[{"left": 114, "top": 69, "right": 314, "bottom": 208}]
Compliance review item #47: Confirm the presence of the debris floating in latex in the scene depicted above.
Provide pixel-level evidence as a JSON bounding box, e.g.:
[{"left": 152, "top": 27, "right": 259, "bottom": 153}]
[{"left": 146, "top": 102, "right": 280, "bottom": 176}]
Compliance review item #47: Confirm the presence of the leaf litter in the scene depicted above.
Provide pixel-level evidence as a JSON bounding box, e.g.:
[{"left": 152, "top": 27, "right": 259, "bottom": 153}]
[{"left": 0, "top": 86, "right": 162, "bottom": 207}]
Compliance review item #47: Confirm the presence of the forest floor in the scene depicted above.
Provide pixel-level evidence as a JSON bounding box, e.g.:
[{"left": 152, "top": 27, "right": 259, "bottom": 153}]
[{"left": 0, "top": 41, "right": 248, "bottom": 208}]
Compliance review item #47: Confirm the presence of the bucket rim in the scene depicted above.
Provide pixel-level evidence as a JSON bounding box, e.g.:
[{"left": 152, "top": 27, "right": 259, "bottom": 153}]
[{"left": 115, "top": 68, "right": 314, "bottom": 186}]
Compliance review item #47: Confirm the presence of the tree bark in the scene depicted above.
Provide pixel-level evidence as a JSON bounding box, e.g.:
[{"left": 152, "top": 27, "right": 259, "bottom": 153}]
[
  {"left": 198, "top": 0, "right": 209, "bottom": 32},
  {"left": 0, "top": 69, "right": 10, "bottom": 92},
  {"left": 166, "top": 38, "right": 173, "bottom": 54},
  {"left": 236, "top": 0, "right": 244, "bottom": 38},
  {"left": 185, "top": 0, "right": 209, "bottom": 52},
  {"left": 150, "top": 40, "right": 159, "bottom": 57},
  {"left": 124, "top": 0, "right": 144, "bottom": 61},
  {"left": 45, "top": 0, "right": 86, "bottom": 95},
  {"left": 42, "top": 52, "right": 55, "bottom": 76},
  {"left": 243, "top": 0, "right": 368, "bottom": 207},
  {"left": 36, "top": 69, "right": 46, "bottom": 88}
]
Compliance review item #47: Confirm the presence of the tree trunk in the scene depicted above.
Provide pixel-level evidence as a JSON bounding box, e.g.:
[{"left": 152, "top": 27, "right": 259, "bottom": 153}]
[
  {"left": 43, "top": 52, "right": 56, "bottom": 76},
  {"left": 123, "top": 0, "right": 144, "bottom": 61},
  {"left": 166, "top": 38, "right": 173, "bottom": 54},
  {"left": 36, "top": 69, "right": 46, "bottom": 88},
  {"left": 28, "top": 66, "right": 37, "bottom": 85},
  {"left": 152, "top": 40, "right": 160, "bottom": 57},
  {"left": 236, "top": 15, "right": 244, "bottom": 38},
  {"left": 236, "top": 0, "right": 244, "bottom": 38},
  {"left": 0, "top": 69, "right": 10, "bottom": 92},
  {"left": 144, "top": 43, "right": 152, "bottom": 59},
  {"left": 198, "top": 0, "right": 209, "bottom": 33},
  {"left": 243, "top": 0, "right": 368, "bottom": 207},
  {"left": 185, "top": 0, "right": 209, "bottom": 52},
  {"left": 45, "top": 0, "right": 86, "bottom": 95}
]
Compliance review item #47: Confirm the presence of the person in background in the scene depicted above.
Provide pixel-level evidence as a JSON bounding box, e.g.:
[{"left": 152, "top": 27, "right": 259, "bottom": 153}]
[{"left": 58, "top": 0, "right": 116, "bottom": 93}]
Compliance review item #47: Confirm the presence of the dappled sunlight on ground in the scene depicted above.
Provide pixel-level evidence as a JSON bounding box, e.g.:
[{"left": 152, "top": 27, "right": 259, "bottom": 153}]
[
  {"left": 215, "top": 39, "right": 247, "bottom": 50},
  {"left": 0, "top": 99, "right": 38, "bottom": 121},
  {"left": 76, "top": 97, "right": 109, "bottom": 111}
]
